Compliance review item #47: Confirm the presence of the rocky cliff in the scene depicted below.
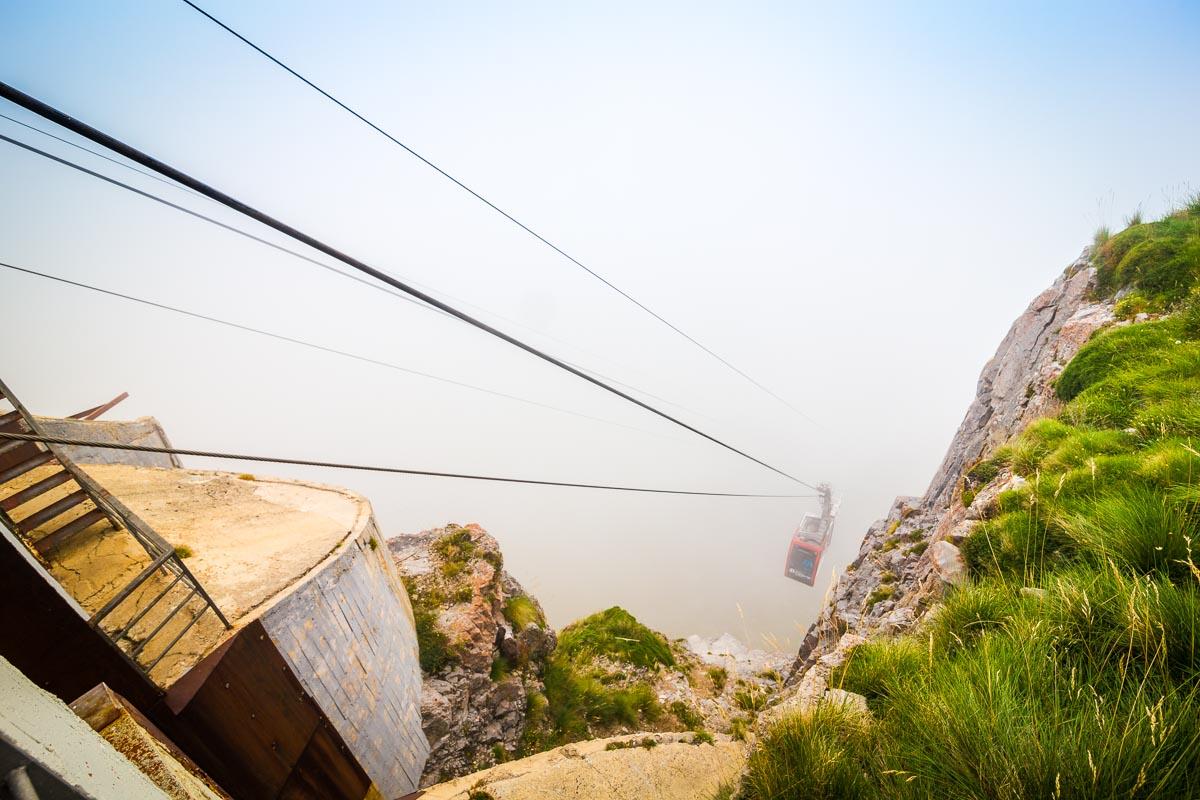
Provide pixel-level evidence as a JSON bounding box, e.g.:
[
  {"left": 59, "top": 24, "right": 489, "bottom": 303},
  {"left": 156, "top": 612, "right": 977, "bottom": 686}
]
[
  {"left": 786, "top": 248, "right": 1116, "bottom": 688},
  {"left": 389, "top": 524, "right": 556, "bottom": 786}
]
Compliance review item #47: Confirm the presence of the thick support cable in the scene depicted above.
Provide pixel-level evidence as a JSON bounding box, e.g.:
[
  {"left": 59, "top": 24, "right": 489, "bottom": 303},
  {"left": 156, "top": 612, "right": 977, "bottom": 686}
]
[
  {"left": 0, "top": 81, "right": 817, "bottom": 490},
  {"left": 179, "top": 0, "right": 818, "bottom": 427}
]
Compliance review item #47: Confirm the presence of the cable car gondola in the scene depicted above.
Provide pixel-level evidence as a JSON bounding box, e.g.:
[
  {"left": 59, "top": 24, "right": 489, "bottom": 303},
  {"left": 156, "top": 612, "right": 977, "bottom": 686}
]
[{"left": 784, "top": 484, "right": 836, "bottom": 586}]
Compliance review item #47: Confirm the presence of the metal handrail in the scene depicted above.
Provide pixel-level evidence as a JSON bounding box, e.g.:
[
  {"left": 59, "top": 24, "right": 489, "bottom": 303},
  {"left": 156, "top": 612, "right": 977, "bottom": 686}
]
[{"left": 0, "top": 378, "right": 231, "bottom": 684}]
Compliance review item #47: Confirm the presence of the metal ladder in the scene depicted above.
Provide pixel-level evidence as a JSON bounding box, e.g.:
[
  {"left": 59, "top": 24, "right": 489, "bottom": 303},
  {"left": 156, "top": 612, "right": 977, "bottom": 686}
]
[{"left": 0, "top": 378, "right": 230, "bottom": 678}]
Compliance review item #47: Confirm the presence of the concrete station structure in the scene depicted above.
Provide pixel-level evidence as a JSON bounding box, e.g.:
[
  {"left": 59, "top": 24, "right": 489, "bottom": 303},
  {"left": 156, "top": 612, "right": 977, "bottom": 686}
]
[{"left": 0, "top": 382, "right": 429, "bottom": 799}]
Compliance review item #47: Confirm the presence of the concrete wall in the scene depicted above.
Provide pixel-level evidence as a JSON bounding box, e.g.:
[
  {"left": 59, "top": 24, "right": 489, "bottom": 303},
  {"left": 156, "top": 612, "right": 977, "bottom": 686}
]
[
  {"left": 261, "top": 516, "right": 429, "bottom": 797},
  {"left": 37, "top": 416, "right": 181, "bottom": 469},
  {"left": 0, "top": 656, "right": 169, "bottom": 800}
]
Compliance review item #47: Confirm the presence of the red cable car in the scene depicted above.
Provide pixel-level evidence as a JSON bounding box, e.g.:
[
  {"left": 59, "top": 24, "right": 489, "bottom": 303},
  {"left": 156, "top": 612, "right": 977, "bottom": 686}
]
[{"left": 784, "top": 484, "right": 835, "bottom": 586}]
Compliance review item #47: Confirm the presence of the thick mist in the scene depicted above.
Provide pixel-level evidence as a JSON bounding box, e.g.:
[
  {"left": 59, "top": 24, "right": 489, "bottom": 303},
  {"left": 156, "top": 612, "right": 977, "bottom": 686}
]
[{"left": 2, "top": 1, "right": 1198, "bottom": 650}]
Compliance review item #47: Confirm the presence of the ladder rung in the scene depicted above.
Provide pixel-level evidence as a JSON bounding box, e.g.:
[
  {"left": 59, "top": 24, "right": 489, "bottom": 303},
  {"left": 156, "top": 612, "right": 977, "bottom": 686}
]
[
  {"left": 1, "top": 470, "right": 72, "bottom": 512},
  {"left": 18, "top": 489, "right": 89, "bottom": 532},
  {"left": 90, "top": 549, "right": 176, "bottom": 629},
  {"left": 131, "top": 587, "right": 199, "bottom": 658},
  {"left": 145, "top": 604, "right": 210, "bottom": 673},
  {"left": 0, "top": 451, "right": 55, "bottom": 485},
  {"left": 35, "top": 507, "right": 110, "bottom": 554},
  {"left": 0, "top": 436, "right": 33, "bottom": 459},
  {"left": 0, "top": 410, "right": 18, "bottom": 430}
]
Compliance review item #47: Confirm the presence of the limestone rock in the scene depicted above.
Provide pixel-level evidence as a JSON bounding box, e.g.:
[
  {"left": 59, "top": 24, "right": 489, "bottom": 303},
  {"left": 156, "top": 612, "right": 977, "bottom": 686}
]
[
  {"left": 928, "top": 541, "right": 968, "bottom": 586},
  {"left": 965, "top": 472, "right": 1027, "bottom": 521},
  {"left": 924, "top": 254, "right": 1107, "bottom": 510},
  {"left": 823, "top": 688, "right": 869, "bottom": 715},
  {"left": 419, "top": 732, "right": 746, "bottom": 800},
  {"left": 788, "top": 250, "right": 1115, "bottom": 681},
  {"left": 390, "top": 524, "right": 555, "bottom": 786},
  {"left": 685, "top": 633, "right": 789, "bottom": 679}
]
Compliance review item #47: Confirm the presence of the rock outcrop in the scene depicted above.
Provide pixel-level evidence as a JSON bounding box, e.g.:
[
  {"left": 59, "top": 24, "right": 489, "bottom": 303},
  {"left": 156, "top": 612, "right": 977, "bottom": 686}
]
[
  {"left": 418, "top": 732, "right": 745, "bottom": 800},
  {"left": 785, "top": 249, "right": 1116, "bottom": 700},
  {"left": 390, "top": 524, "right": 555, "bottom": 786}
]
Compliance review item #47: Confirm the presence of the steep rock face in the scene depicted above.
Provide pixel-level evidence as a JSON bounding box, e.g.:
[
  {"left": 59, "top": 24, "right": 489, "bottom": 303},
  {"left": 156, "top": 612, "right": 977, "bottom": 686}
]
[
  {"left": 787, "top": 250, "right": 1115, "bottom": 688},
  {"left": 389, "top": 524, "right": 555, "bottom": 787}
]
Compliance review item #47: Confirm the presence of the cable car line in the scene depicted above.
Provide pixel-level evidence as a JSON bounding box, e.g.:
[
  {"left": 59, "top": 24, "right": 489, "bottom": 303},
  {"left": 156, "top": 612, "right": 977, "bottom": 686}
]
[
  {"left": 0, "top": 117, "right": 706, "bottom": 420},
  {"left": 0, "top": 111, "right": 206, "bottom": 200},
  {"left": 0, "top": 130, "right": 438, "bottom": 318},
  {"left": 0, "top": 81, "right": 818, "bottom": 490},
  {"left": 0, "top": 431, "right": 817, "bottom": 499},
  {"left": 177, "top": 0, "right": 818, "bottom": 428},
  {"left": 0, "top": 260, "right": 687, "bottom": 442}
]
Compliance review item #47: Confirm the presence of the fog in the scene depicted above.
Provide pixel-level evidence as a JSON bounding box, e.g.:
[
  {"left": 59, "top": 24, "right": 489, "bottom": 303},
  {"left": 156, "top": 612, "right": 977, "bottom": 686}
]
[{"left": 2, "top": 1, "right": 1198, "bottom": 650}]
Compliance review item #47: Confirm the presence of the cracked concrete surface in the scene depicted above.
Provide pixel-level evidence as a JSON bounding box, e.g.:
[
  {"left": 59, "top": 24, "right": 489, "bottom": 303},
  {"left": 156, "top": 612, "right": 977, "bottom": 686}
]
[{"left": 5, "top": 463, "right": 367, "bottom": 687}]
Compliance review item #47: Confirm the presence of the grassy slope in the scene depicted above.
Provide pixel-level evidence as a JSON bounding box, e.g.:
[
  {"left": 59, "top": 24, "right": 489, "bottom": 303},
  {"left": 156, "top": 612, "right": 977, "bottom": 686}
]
[
  {"left": 519, "top": 606, "right": 677, "bottom": 754},
  {"left": 739, "top": 200, "right": 1200, "bottom": 799}
]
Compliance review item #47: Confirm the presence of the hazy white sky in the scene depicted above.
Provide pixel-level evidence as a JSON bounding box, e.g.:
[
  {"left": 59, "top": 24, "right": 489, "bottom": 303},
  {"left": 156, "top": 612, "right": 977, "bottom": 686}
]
[{"left": 2, "top": 1, "right": 1198, "bottom": 648}]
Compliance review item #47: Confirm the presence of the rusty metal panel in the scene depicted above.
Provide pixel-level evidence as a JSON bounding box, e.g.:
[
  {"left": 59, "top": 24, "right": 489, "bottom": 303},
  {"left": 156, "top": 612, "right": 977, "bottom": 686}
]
[
  {"left": 0, "top": 526, "right": 162, "bottom": 711},
  {"left": 165, "top": 619, "right": 371, "bottom": 800}
]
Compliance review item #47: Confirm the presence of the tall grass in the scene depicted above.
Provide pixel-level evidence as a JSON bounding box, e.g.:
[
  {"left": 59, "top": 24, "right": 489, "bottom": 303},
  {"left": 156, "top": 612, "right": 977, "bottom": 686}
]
[
  {"left": 521, "top": 606, "right": 669, "bottom": 754},
  {"left": 742, "top": 208, "right": 1200, "bottom": 799}
]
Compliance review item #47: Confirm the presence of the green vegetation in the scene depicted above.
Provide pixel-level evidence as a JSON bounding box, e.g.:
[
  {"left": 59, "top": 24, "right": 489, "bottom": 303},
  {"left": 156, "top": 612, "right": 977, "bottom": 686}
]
[
  {"left": 742, "top": 703, "right": 872, "bottom": 799},
  {"left": 728, "top": 716, "right": 750, "bottom": 741},
  {"left": 710, "top": 782, "right": 737, "bottom": 800},
  {"left": 173, "top": 544, "right": 194, "bottom": 559},
  {"left": 503, "top": 594, "right": 545, "bottom": 630},
  {"left": 734, "top": 686, "right": 768, "bottom": 712},
  {"left": 433, "top": 527, "right": 477, "bottom": 579},
  {"left": 904, "top": 541, "right": 928, "bottom": 557},
  {"left": 669, "top": 700, "right": 704, "bottom": 731},
  {"left": 367, "top": 536, "right": 378, "bottom": 551},
  {"left": 520, "top": 607, "right": 668, "bottom": 755},
  {"left": 1094, "top": 201, "right": 1200, "bottom": 303},
  {"left": 707, "top": 666, "right": 728, "bottom": 693},
  {"left": 740, "top": 210, "right": 1200, "bottom": 799},
  {"left": 691, "top": 730, "right": 715, "bottom": 745},
  {"left": 757, "top": 668, "right": 783, "bottom": 684},
  {"left": 556, "top": 607, "right": 675, "bottom": 669},
  {"left": 605, "top": 736, "right": 658, "bottom": 751},
  {"left": 864, "top": 585, "right": 894, "bottom": 609},
  {"left": 402, "top": 575, "right": 457, "bottom": 674}
]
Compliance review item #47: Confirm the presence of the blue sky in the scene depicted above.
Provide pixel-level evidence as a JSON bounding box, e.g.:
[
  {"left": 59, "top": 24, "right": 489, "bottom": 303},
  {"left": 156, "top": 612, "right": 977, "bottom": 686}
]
[{"left": 2, "top": 0, "right": 1198, "bottom": 645}]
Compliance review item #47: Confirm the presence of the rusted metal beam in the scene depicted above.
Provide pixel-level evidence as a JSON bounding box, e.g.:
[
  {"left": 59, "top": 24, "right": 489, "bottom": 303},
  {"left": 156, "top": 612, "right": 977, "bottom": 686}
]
[
  {"left": 88, "top": 550, "right": 175, "bottom": 628},
  {"left": 34, "top": 507, "right": 109, "bottom": 554},
  {"left": 130, "top": 587, "right": 199, "bottom": 659},
  {"left": 16, "top": 489, "right": 88, "bottom": 532},
  {"left": 144, "top": 604, "right": 210, "bottom": 673},
  {"left": 0, "top": 451, "right": 55, "bottom": 485},
  {"left": 68, "top": 392, "right": 130, "bottom": 421},
  {"left": 0, "top": 469, "right": 71, "bottom": 512},
  {"left": 111, "top": 571, "right": 185, "bottom": 643}
]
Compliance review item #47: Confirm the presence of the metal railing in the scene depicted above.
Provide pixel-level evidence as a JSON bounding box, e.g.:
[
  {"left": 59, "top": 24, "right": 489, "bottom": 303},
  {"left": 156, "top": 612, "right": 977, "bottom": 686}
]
[{"left": 0, "top": 378, "right": 229, "bottom": 678}]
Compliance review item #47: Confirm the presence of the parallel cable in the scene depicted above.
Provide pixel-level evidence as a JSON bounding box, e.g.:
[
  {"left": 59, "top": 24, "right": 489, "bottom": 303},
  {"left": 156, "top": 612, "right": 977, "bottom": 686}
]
[
  {"left": 0, "top": 81, "right": 818, "bottom": 490},
  {"left": 0, "top": 130, "right": 435, "bottom": 317},
  {"left": 178, "top": 0, "right": 818, "bottom": 427},
  {"left": 0, "top": 431, "right": 815, "bottom": 499},
  {"left": 0, "top": 115, "right": 705, "bottom": 419},
  {"left": 0, "top": 111, "right": 205, "bottom": 200},
  {"left": 0, "top": 260, "right": 681, "bottom": 440}
]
